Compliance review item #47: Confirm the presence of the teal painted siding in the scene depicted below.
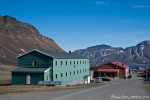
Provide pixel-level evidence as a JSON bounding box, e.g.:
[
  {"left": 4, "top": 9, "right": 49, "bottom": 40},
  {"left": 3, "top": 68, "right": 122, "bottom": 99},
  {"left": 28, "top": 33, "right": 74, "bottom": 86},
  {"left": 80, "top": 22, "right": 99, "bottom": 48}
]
[
  {"left": 30, "top": 73, "right": 44, "bottom": 85},
  {"left": 12, "top": 73, "right": 26, "bottom": 85},
  {"left": 12, "top": 72, "right": 44, "bottom": 85},
  {"left": 18, "top": 51, "right": 53, "bottom": 68},
  {"left": 44, "top": 69, "right": 52, "bottom": 81},
  {"left": 53, "top": 59, "right": 89, "bottom": 83}
]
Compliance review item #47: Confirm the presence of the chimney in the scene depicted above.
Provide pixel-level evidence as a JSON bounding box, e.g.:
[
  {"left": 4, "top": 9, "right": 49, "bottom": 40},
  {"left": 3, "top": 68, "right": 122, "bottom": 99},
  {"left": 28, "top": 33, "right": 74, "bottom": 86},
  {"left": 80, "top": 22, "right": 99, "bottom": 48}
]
[{"left": 69, "top": 50, "right": 71, "bottom": 53}]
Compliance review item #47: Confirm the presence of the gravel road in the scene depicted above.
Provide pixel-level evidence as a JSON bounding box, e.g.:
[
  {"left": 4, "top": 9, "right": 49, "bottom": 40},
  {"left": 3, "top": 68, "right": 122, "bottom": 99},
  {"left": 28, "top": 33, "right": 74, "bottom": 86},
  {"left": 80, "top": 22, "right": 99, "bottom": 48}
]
[
  {"left": 0, "top": 84, "right": 108, "bottom": 100},
  {"left": 0, "top": 73, "right": 149, "bottom": 100}
]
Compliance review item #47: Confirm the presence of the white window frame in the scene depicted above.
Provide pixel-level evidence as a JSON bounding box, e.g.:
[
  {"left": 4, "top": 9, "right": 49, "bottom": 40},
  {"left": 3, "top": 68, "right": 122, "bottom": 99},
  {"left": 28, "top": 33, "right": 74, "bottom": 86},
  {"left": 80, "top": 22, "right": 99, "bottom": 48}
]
[
  {"left": 61, "top": 61, "right": 63, "bottom": 66},
  {"left": 32, "top": 60, "right": 37, "bottom": 67},
  {"left": 61, "top": 73, "right": 63, "bottom": 78},
  {"left": 70, "top": 71, "right": 71, "bottom": 76},
  {"left": 55, "top": 74, "right": 58, "bottom": 79},
  {"left": 55, "top": 61, "right": 57, "bottom": 66}
]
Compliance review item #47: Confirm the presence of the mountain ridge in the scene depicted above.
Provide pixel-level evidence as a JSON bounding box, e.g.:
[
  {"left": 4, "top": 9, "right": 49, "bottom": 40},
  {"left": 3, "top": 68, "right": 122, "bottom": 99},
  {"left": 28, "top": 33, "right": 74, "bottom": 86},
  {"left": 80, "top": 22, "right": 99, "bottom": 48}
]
[
  {"left": 0, "top": 15, "right": 64, "bottom": 65},
  {"left": 73, "top": 40, "right": 150, "bottom": 65}
]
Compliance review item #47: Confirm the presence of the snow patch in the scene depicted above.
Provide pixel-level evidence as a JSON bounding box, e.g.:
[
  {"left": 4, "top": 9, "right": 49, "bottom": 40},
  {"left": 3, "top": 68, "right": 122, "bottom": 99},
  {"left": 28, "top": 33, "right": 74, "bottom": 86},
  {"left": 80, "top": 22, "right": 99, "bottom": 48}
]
[
  {"left": 20, "top": 49, "right": 25, "bottom": 52},
  {"left": 101, "top": 50, "right": 107, "bottom": 56},
  {"left": 136, "top": 48, "right": 139, "bottom": 56},
  {"left": 138, "top": 42, "right": 145, "bottom": 56},
  {"left": 0, "top": 49, "right": 4, "bottom": 52},
  {"left": 130, "top": 49, "right": 131, "bottom": 54},
  {"left": 148, "top": 41, "right": 150, "bottom": 45},
  {"left": 106, "top": 49, "right": 112, "bottom": 50},
  {"left": 120, "top": 50, "right": 124, "bottom": 52}
]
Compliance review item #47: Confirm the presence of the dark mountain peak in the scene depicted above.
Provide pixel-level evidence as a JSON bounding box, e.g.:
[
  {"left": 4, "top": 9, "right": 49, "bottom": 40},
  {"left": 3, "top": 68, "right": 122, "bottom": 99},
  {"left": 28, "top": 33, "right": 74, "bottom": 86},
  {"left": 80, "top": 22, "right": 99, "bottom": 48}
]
[
  {"left": 0, "top": 15, "right": 41, "bottom": 36},
  {"left": 0, "top": 15, "right": 64, "bottom": 65},
  {"left": 87, "top": 44, "right": 111, "bottom": 49},
  {"left": 73, "top": 40, "right": 150, "bottom": 65},
  {"left": 0, "top": 15, "right": 17, "bottom": 24}
]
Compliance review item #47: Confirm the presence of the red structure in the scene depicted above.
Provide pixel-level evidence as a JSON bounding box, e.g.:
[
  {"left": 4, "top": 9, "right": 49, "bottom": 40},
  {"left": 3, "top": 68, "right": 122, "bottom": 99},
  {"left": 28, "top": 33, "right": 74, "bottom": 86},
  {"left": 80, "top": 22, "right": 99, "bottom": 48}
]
[{"left": 94, "top": 61, "right": 129, "bottom": 78}]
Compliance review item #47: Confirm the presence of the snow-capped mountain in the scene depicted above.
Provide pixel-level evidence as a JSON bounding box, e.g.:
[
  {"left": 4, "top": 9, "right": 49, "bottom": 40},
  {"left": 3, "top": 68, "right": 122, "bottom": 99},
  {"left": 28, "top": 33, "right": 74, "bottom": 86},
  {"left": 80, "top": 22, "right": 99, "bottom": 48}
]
[{"left": 73, "top": 41, "right": 150, "bottom": 65}]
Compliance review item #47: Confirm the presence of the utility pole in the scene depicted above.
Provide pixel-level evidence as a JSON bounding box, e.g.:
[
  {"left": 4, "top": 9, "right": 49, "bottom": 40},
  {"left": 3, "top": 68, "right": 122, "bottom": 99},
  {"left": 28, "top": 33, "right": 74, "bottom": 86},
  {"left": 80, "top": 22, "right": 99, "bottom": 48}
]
[{"left": 145, "top": 61, "right": 149, "bottom": 84}]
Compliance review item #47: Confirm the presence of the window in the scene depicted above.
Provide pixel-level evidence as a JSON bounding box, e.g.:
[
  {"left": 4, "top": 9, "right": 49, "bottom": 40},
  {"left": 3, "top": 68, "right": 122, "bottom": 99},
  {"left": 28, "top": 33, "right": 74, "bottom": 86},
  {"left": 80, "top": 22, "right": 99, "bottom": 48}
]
[
  {"left": 83, "top": 61, "right": 84, "bottom": 64},
  {"left": 83, "top": 69, "right": 84, "bottom": 73},
  {"left": 55, "top": 74, "right": 58, "bottom": 79},
  {"left": 80, "top": 70, "right": 81, "bottom": 73},
  {"left": 61, "top": 73, "right": 63, "bottom": 77},
  {"left": 77, "top": 61, "right": 78, "bottom": 65},
  {"left": 70, "top": 61, "right": 72, "bottom": 65},
  {"left": 61, "top": 61, "right": 63, "bottom": 66},
  {"left": 80, "top": 61, "right": 81, "bottom": 64},
  {"left": 66, "top": 72, "right": 68, "bottom": 76},
  {"left": 55, "top": 61, "right": 57, "bottom": 66},
  {"left": 85, "top": 61, "right": 86, "bottom": 64},
  {"left": 70, "top": 71, "right": 71, "bottom": 76},
  {"left": 74, "top": 71, "right": 75, "bottom": 75},
  {"left": 119, "top": 70, "right": 122, "bottom": 73},
  {"left": 108, "top": 65, "right": 111, "bottom": 68},
  {"left": 66, "top": 61, "right": 67, "bottom": 65},
  {"left": 77, "top": 70, "right": 78, "bottom": 74},
  {"left": 32, "top": 61, "right": 37, "bottom": 67},
  {"left": 74, "top": 61, "right": 75, "bottom": 65}
]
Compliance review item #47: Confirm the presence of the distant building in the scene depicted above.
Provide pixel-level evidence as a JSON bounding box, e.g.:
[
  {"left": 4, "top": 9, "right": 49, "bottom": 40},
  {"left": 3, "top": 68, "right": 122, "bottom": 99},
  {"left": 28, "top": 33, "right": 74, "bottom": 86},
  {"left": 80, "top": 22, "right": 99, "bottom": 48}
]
[
  {"left": 94, "top": 61, "right": 129, "bottom": 78},
  {"left": 11, "top": 49, "right": 90, "bottom": 85}
]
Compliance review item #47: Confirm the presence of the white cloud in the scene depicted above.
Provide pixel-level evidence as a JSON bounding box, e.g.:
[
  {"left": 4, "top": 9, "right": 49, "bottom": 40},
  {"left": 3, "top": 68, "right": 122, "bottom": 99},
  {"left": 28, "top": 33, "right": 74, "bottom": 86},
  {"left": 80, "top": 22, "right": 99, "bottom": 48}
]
[
  {"left": 132, "top": 5, "right": 150, "bottom": 8},
  {"left": 95, "top": 1, "right": 108, "bottom": 5}
]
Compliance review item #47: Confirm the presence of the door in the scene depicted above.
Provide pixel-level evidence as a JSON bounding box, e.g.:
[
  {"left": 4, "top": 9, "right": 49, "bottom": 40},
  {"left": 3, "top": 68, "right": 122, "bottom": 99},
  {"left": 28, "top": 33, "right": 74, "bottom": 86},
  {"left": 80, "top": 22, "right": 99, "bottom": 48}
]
[{"left": 26, "top": 74, "right": 30, "bottom": 85}]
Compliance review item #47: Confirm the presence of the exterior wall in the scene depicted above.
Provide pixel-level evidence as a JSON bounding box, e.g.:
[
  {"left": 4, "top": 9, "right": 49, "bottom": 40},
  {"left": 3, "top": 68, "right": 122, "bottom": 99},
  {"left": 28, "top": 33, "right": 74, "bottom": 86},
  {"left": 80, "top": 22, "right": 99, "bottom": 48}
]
[
  {"left": 125, "top": 68, "right": 129, "bottom": 77},
  {"left": 44, "top": 68, "right": 52, "bottom": 81},
  {"left": 53, "top": 58, "right": 89, "bottom": 83},
  {"left": 18, "top": 51, "right": 53, "bottom": 68},
  {"left": 12, "top": 73, "right": 26, "bottom": 85},
  {"left": 30, "top": 73, "right": 44, "bottom": 85},
  {"left": 12, "top": 72, "right": 44, "bottom": 85}
]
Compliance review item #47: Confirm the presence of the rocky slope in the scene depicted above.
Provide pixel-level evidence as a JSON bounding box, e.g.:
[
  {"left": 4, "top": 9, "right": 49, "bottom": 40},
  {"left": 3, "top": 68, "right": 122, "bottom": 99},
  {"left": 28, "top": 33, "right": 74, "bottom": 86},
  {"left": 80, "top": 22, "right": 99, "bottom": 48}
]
[
  {"left": 0, "top": 15, "right": 64, "bottom": 65},
  {"left": 73, "top": 41, "right": 150, "bottom": 65}
]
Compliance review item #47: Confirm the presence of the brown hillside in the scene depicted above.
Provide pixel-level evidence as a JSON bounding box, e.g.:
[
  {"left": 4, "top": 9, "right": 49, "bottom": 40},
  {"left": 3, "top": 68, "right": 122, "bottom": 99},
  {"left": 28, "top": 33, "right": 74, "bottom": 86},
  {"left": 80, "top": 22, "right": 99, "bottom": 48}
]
[{"left": 0, "top": 15, "right": 64, "bottom": 65}]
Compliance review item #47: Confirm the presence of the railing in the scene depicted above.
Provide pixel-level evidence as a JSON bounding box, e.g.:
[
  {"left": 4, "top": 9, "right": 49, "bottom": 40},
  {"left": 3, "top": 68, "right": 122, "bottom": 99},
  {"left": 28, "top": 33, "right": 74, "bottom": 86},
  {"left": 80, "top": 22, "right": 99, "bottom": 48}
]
[{"left": 38, "top": 81, "right": 62, "bottom": 86}]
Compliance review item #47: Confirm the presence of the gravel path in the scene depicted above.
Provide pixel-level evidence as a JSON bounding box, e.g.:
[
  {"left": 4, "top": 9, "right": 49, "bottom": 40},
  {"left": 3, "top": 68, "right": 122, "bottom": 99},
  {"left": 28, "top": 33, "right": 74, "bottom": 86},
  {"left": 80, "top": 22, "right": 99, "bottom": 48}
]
[{"left": 0, "top": 85, "right": 106, "bottom": 100}]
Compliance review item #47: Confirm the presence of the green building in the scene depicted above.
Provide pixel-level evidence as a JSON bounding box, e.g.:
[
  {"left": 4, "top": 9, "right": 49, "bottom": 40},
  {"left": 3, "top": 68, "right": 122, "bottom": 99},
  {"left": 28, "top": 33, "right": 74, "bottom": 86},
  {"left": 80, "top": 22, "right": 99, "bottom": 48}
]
[{"left": 11, "top": 49, "right": 89, "bottom": 85}]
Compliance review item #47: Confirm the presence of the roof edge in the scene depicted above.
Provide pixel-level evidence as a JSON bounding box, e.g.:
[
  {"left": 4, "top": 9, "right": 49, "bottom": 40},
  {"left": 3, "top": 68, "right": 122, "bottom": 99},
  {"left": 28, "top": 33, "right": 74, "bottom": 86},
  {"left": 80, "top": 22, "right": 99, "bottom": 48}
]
[{"left": 17, "top": 49, "right": 54, "bottom": 58}]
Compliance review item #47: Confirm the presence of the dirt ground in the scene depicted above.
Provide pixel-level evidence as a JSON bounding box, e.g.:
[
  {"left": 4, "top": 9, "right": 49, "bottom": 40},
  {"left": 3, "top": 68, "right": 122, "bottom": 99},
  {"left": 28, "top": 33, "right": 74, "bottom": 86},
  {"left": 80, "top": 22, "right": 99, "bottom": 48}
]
[
  {"left": 0, "top": 83, "right": 105, "bottom": 95},
  {"left": 0, "top": 65, "right": 16, "bottom": 81}
]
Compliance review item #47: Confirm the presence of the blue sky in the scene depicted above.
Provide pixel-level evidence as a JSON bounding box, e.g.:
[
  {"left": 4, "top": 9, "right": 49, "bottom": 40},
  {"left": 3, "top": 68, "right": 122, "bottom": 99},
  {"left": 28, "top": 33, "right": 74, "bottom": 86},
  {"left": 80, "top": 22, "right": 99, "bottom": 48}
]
[{"left": 0, "top": 0, "right": 150, "bottom": 51}]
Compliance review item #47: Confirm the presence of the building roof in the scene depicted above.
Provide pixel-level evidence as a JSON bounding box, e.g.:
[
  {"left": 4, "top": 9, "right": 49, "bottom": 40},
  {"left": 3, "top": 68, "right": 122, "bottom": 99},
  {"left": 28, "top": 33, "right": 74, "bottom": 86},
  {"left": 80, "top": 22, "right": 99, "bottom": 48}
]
[
  {"left": 17, "top": 49, "right": 88, "bottom": 59},
  {"left": 109, "top": 61, "right": 129, "bottom": 69},
  {"left": 11, "top": 67, "right": 49, "bottom": 73},
  {"left": 97, "top": 69, "right": 119, "bottom": 72}
]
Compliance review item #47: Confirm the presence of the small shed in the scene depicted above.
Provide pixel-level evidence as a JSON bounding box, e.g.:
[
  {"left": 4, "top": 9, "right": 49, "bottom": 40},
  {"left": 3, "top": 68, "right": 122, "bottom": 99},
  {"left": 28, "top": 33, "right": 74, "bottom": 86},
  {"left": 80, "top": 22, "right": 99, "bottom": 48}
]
[{"left": 11, "top": 67, "right": 50, "bottom": 85}]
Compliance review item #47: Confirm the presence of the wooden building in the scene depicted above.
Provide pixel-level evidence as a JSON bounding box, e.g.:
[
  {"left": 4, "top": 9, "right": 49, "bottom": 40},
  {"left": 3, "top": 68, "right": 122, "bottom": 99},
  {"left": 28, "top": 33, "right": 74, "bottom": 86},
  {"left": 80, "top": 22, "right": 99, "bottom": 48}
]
[
  {"left": 94, "top": 61, "right": 129, "bottom": 78},
  {"left": 11, "top": 49, "right": 89, "bottom": 85}
]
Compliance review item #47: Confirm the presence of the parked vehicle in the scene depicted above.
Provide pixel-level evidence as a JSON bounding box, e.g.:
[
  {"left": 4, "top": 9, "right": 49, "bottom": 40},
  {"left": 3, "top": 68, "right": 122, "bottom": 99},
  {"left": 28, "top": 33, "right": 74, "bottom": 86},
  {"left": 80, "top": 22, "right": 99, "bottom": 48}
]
[
  {"left": 127, "top": 75, "right": 132, "bottom": 79},
  {"left": 95, "top": 77, "right": 102, "bottom": 83},
  {"left": 101, "top": 78, "right": 111, "bottom": 82}
]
